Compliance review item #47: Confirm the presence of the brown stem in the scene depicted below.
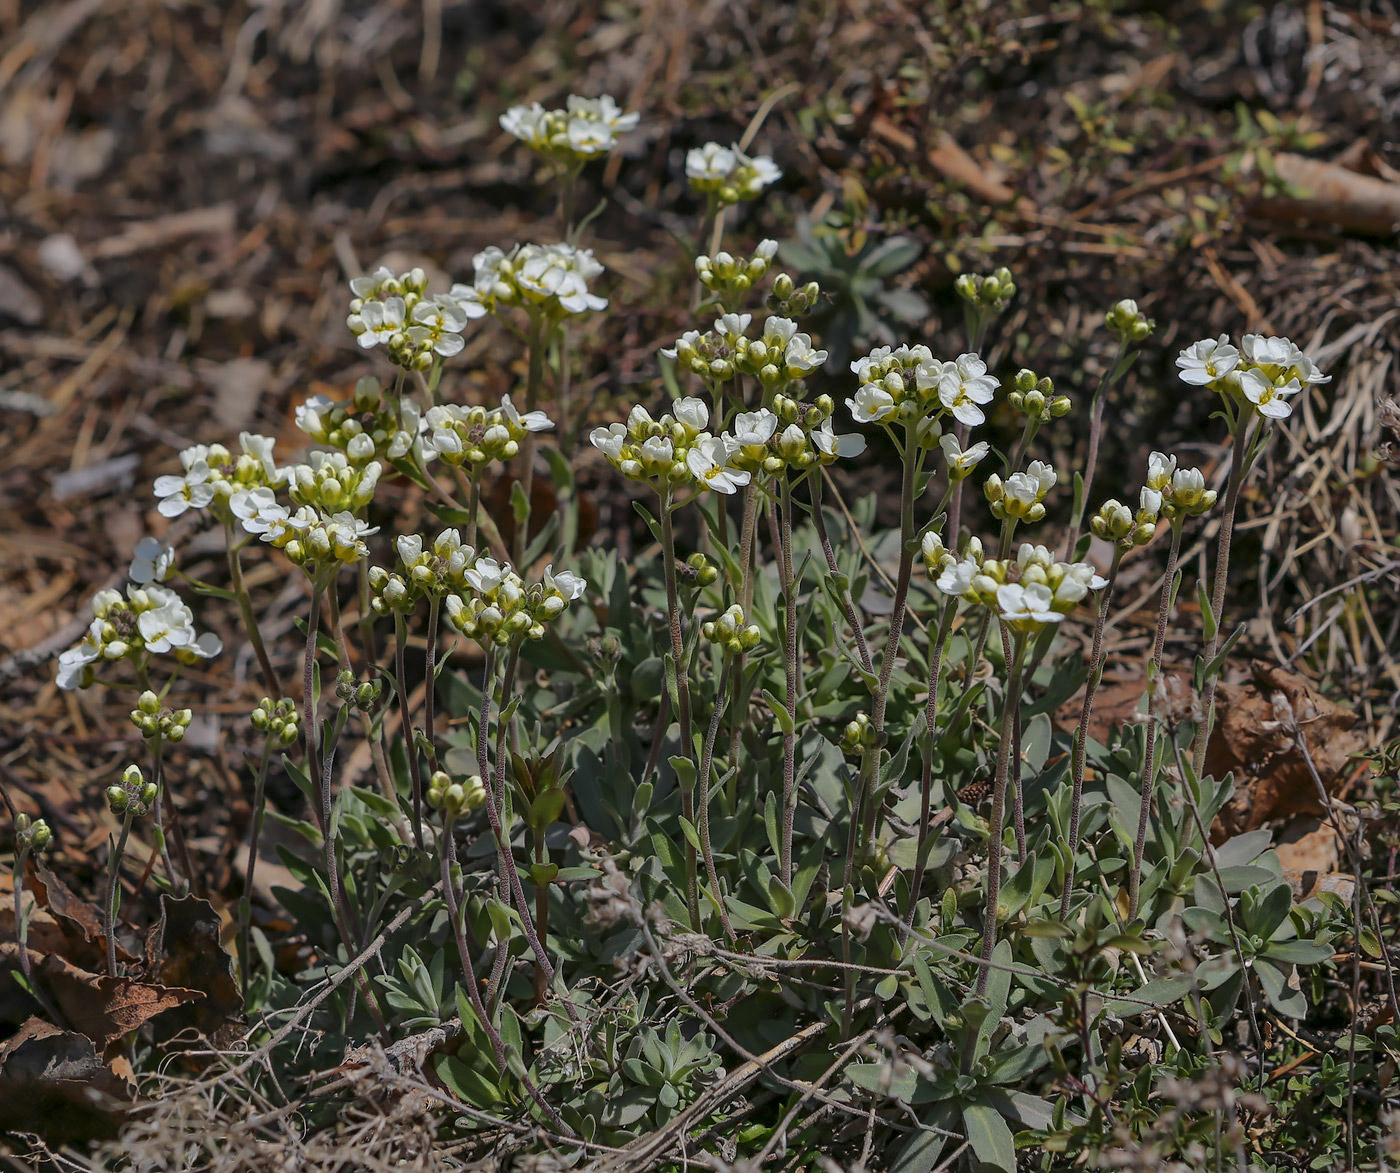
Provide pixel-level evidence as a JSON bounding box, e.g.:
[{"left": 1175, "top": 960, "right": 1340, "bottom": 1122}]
[
  {"left": 1129, "top": 522, "right": 1183, "bottom": 921},
  {"left": 1058, "top": 551, "right": 1122, "bottom": 919}
]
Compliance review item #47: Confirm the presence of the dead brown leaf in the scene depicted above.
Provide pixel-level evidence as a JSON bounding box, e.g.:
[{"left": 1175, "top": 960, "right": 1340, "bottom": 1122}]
[
  {"left": 144, "top": 893, "right": 244, "bottom": 1045},
  {"left": 1208, "top": 661, "right": 1363, "bottom": 835},
  {"left": 36, "top": 953, "right": 201, "bottom": 1048},
  {"left": 0, "top": 1016, "right": 133, "bottom": 1143}
]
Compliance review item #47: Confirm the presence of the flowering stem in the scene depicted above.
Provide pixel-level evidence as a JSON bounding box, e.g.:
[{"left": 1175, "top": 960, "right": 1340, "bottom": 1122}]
[
  {"left": 1191, "top": 412, "right": 1254, "bottom": 776},
  {"left": 809, "top": 468, "right": 872, "bottom": 675},
  {"left": 698, "top": 657, "right": 737, "bottom": 943},
  {"left": 440, "top": 810, "right": 573, "bottom": 1135},
  {"left": 977, "top": 632, "right": 1026, "bottom": 997},
  {"left": 240, "top": 730, "right": 275, "bottom": 1001},
  {"left": 225, "top": 525, "right": 280, "bottom": 700},
  {"left": 301, "top": 578, "right": 326, "bottom": 826},
  {"left": 1058, "top": 547, "right": 1122, "bottom": 920},
  {"left": 13, "top": 843, "right": 32, "bottom": 982},
  {"left": 774, "top": 477, "right": 800, "bottom": 887},
  {"left": 1129, "top": 520, "right": 1183, "bottom": 922},
  {"left": 998, "top": 622, "right": 1028, "bottom": 865},
  {"left": 659, "top": 491, "right": 701, "bottom": 930},
  {"left": 466, "top": 473, "right": 481, "bottom": 552},
  {"left": 1067, "top": 341, "right": 1126, "bottom": 554},
  {"left": 103, "top": 808, "right": 135, "bottom": 977},
  {"left": 356, "top": 559, "right": 377, "bottom": 671},
  {"left": 854, "top": 443, "right": 921, "bottom": 853},
  {"left": 514, "top": 312, "right": 548, "bottom": 567},
  {"left": 945, "top": 424, "right": 969, "bottom": 555},
  {"left": 424, "top": 595, "right": 442, "bottom": 776},
  {"left": 904, "top": 598, "right": 957, "bottom": 929},
  {"left": 393, "top": 611, "right": 426, "bottom": 850},
  {"left": 478, "top": 644, "right": 509, "bottom": 905}
]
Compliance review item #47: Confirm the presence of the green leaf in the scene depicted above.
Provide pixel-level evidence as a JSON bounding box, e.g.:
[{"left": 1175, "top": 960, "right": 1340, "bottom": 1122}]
[
  {"left": 509, "top": 481, "right": 530, "bottom": 526},
  {"left": 767, "top": 875, "right": 796, "bottom": 920},
  {"left": 1107, "top": 974, "right": 1194, "bottom": 1017},
  {"left": 528, "top": 861, "right": 559, "bottom": 887},
  {"left": 763, "top": 791, "right": 782, "bottom": 861},
  {"left": 762, "top": 688, "right": 795, "bottom": 735},
  {"left": 677, "top": 815, "right": 702, "bottom": 854},
  {"left": 1196, "top": 581, "right": 1218, "bottom": 642},
  {"left": 962, "top": 1102, "right": 1016, "bottom": 1173}
]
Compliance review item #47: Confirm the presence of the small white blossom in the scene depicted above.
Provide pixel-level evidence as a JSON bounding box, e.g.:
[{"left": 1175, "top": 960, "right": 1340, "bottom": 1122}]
[
  {"left": 129, "top": 537, "right": 176, "bottom": 585},
  {"left": 1175, "top": 334, "right": 1240, "bottom": 386},
  {"left": 685, "top": 434, "right": 751, "bottom": 494},
  {"left": 1240, "top": 369, "right": 1301, "bottom": 419}
]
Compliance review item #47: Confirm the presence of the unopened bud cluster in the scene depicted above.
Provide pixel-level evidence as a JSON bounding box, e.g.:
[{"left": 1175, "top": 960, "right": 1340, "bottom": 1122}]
[
  {"left": 701, "top": 605, "right": 761, "bottom": 654},
  {"left": 766, "top": 271, "right": 822, "bottom": 319},
  {"left": 250, "top": 697, "right": 300, "bottom": 745},
  {"left": 681, "top": 552, "right": 720, "bottom": 588},
  {"left": 1006, "top": 369, "right": 1072, "bottom": 422},
  {"left": 1090, "top": 496, "right": 1158, "bottom": 549},
  {"left": 107, "top": 764, "right": 159, "bottom": 818},
  {"left": 427, "top": 770, "right": 487, "bottom": 815},
  {"left": 335, "top": 669, "right": 382, "bottom": 711},
  {"left": 727, "top": 396, "right": 864, "bottom": 474},
  {"left": 288, "top": 451, "right": 381, "bottom": 514},
  {"left": 130, "top": 690, "right": 193, "bottom": 743},
  {"left": 954, "top": 267, "right": 1016, "bottom": 313},
  {"left": 15, "top": 813, "right": 52, "bottom": 854},
  {"left": 694, "top": 241, "right": 779, "bottom": 306},
  {"left": 840, "top": 712, "right": 877, "bottom": 753},
  {"left": 1105, "top": 298, "right": 1154, "bottom": 344}
]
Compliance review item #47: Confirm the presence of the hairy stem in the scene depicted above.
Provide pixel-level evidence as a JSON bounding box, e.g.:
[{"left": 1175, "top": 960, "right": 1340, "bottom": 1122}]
[
  {"left": 810, "top": 468, "right": 872, "bottom": 674},
  {"left": 1128, "top": 521, "right": 1183, "bottom": 921},
  {"left": 660, "top": 491, "right": 701, "bottom": 930},
  {"left": 514, "top": 312, "right": 548, "bottom": 567},
  {"left": 239, "top": 732, "right": 275, "bottom": 1001},
  {"left": 904, "top": 598, "right": 957, "bottom": 929},
  {"left": 394, "top": 611, "right": 425, "bottom": 850},
  {"left": 225, "top": 525, "right": 280, "bottom": 700},
  {"left": 977, "top": 636, "right": 1026, "bottom": 997},
  {"left": 104, "top": 809, "right": 135, "bottom": 977},
  {"left": 776, "top": 477, "right": 800, "bottom": 886},
  {"left": 1058, "top": 549, "right": 1122, "bottom": 919},
  {"left": 697, "top": 657, "right": 737, "bottom": 942}
]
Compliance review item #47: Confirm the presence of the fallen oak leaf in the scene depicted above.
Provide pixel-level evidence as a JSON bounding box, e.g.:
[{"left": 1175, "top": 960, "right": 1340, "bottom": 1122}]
[
  {"left": 37, "top": 952, "right": 201, "bottom": 1048},
  {"left": 26, "top": 857, "right": 136, "bottom": 966},
  {"left": 144, "top": 893, "right": 244, "bottom": 1045},
  {"left": 0, "top": 1017, "right": 133, "bottom": 1143}
]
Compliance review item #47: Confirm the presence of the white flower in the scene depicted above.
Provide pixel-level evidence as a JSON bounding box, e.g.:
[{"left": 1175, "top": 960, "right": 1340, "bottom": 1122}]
[
  {"left": 590, "top": 422, "right": 628, "bottom": 462},
  {"left": 671, "top": 396, "right": 710, "bottom": 433},
  {"left": 686, "top": 142, "right": 736, "bottom": 183},
  {"left": 639, "top": 436, "right": 675, "bottom": 465},
  {"left": 500, "top": 393, "right": 554, "bottom": 433},
  {"left": 935, "top": 556, "right": 981, "bottom": 600},
  {"left": 137, "top": 599, "right": 197, "bottom": 654},
  {"left": 56, "top": 632, "right": 102, "bottom": 690},
  {"left": 349, "top": 265, "right": 396, "bottom": 300},
  {"left": 996, "top": 582, "right": 1062, "bottom": 629},
  {"left": 567, "top": 93, "right": 639, "bottom": 133},
  {"left": 409, "top": 298, "right": 470, "bottom": 357},
  {"left": 686, "top": 434, "right": 751, "bottom": 494},
  {"left": 349, "top": 296, "right": 406, "bottom": 349},
  {"left": 239, "top": 432, "right": 283, "bottom": 484},
  {"left": 715, "top": 312, "right": 752, "bottom": 340},
  {"left": 1054, "top": 561, "right": 1108, "bottom": 606},
  {"left": 1139, "top": 486, "right": 1163, "bottom": 520},
  {"left": 1241, "top": 369, "right": 1301, "bottom": 419},
  {"left": 847, "top": 385, "right": 896, "bottom": 424},
  {"left": 783, "top": 331, "right": 827, "bottom": 375},
  {"left": 129, "top": 537, "right": 176, "bottom": 584},
  {"left": 939, "top": 433, "right": 990, "bottom": 479},
  {"left": 154, "top": 461, "right": 215, "bottom": 518},
  {"left": 500, "top": 102, "right": 549, "bottom": 146},
  {"left": 732, "top": 409, "right": 778, "bottom": 447},
  {"left": 1240, "top": 334, "right": 1295, "bottom": 368},
  {"left": 516, "top": 243, "right": 608, "bottom": 314},
  {"left": 1025, "top": 460, "right": 1057, "bottom": 496},
  {"left": 754, "top": 239, "right": 779, "bottom": 261},
  {"left": 542, "top": 564, "right": 586, "bottom": 602},
  {"left": 1146, "top": 450, "right": 1177, "bottom": 491},
  {"left": 811, "top": 418, "right": 866, "bottom": 460},
  {"left": 1175, "top": 335, "right": 1240, "bottom": 386},
  {"left": 936, "top": 353, "right": 998, "bottom": 426},
  {"left": 465, "top": 557, "right": 510, "bottom": 595}
]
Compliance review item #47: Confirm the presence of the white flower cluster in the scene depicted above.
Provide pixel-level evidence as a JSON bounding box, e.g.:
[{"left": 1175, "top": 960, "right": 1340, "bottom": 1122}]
[
  {"left": 370, "top": 530, "right": 476, "bottom": 613},
  {"left": 443, "top": 557, "right": 586, "bottom": 645},
  {"left": 693, "top": 240, "right": 781, "bottom": 307},
  {"left": 347, "top": 265, "right": 481, "bottom": 371},
  {"left": 726, "top": 396, "right": 865, "bottom": 474},
  {"left": 422, "top": 394, "right": 553, "bottom": 473},
  {"left": 590, "top": 397, "right": 753, "bottom": 495},
  {"left": 930, "top": 541, "right": 1105, "bottom": 633},
  {"left": 154, "top": 433, "right": 286, "bottom": 519},
  {"left": 1144, "top": 450, "right": 1217, "bottom": 518},
  {"left": 663, "top": 313, "right": 826, "bottom": 390},
  {"left": 450, "top": 242, "right": 607, "bottom": 320},
  {"left": 295, "top": 377, "right": 425, "bottom": 466},
  {"left": 237, "top": 496, "right": 379, "bottom": 568},
  {"left": 57, "top": 583, "right": 222, "bottom": 690},
  {"left": 847, "top": 347, "right": 998, "bottom": 429},
  {"left": 984, "top": 460, "right": 1058, "bottom": 524},
  {"left": 500, "top": 94, "right": 638, "bottom": 164},
  {"left": 686, "top": 141, "right": 782, "bottom": 206},
  {"left": 1175, "top": 333, "right": 1328, "bottom": 421},
  {"left": 285, "top": 451, "right": 382, "bottom": 514}
]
